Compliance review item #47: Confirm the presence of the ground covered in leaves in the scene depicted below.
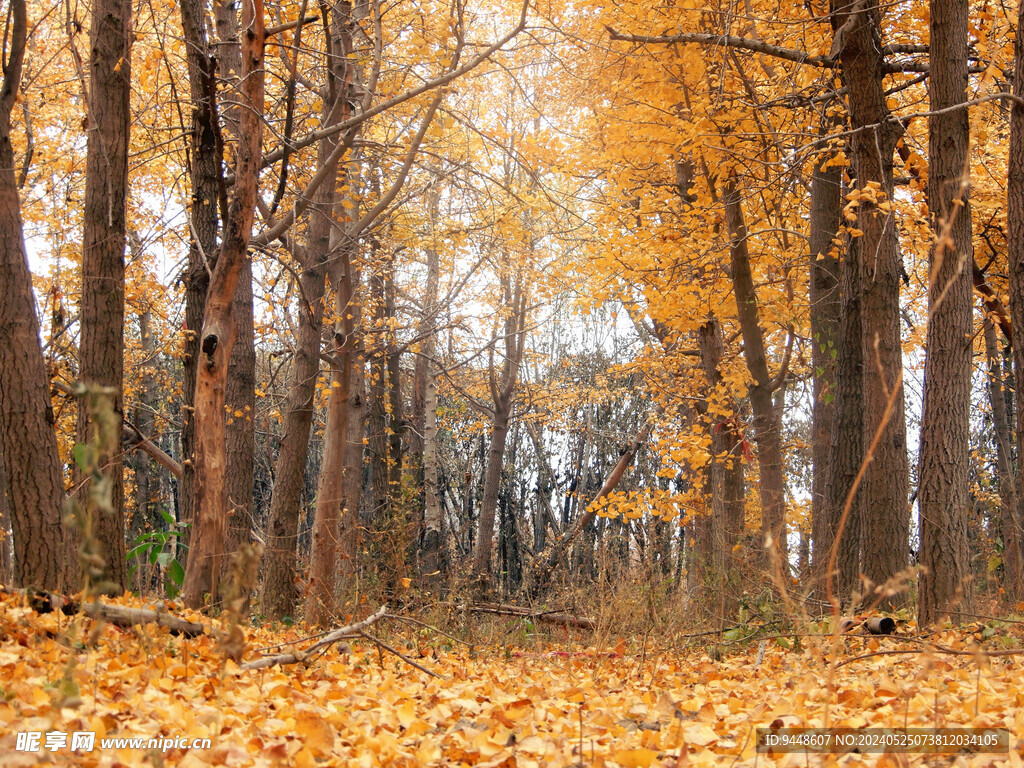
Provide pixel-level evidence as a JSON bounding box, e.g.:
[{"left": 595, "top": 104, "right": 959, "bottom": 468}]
[{"left": 0, "top": 593, "right": 1022, "bottom": 766}]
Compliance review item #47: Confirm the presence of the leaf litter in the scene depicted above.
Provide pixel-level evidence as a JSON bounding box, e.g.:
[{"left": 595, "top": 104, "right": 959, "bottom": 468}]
[{"left": 0, "top": 593, "right": 1022, "bottom": 766}]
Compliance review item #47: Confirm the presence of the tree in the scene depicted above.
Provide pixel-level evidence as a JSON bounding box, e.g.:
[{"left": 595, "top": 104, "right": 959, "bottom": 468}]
[
  {"left": 180, "top": 0, "right": 264, "bottom": 607},
  {"left": 1008, "top": 0, "right": 1024, "bottom": 611},
  {"left": 471, "top": 258, "right": 528, "bottom": 591},
  {"left": 0, "top": 0, "right": 65, "bottom": 590},
  {"left": 829, "top": 0, "right": 910, "bottom": 606},
  {"left": 916, "top": 0, "right": 974, "bottom": 624},
  {"left": 68, "top": 0, "right": 133, "bottom": 592}
]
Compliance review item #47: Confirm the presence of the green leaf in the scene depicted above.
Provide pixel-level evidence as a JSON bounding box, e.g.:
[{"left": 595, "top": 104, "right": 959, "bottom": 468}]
[
  {"left": 168, "top": 559, "right": 184, "bottom": 586},
  {"left": 774, "top": 637, "right": 791, "bottom": 649}
]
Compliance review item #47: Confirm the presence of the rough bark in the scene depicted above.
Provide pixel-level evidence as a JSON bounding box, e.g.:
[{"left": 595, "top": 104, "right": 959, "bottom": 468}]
[
  {"left": 420, "top": 361, "right": 442, "bottom": 587},
  {"left": 982, "top": 317, "right": 1022, "bottom": 599},
  {"left": 0, "top": 0, "right": 65, "bottom": 591},
  {"left": 178, "top": 0, "right": 222, "bottom": 570},
  {"left": 1008, "top": 0, "right": 1024, "bottom": 612},
  {"left": 208, "top": 0, "right": 257, "bottom": 595},
  {"left": 917, "top": 0, "right": 974, "bottom": 625},
  {"left": 832, "top": 0, "right": 909, "bottom": 605},
  {"left": 824, "top": 231, "right": 865, "bottom": 605},
  {"left": 180, "top": 0, "right": 264, "bottom": 608},
  {"left": 261, "top": 262, "right": 327, "bottom": 619},
  {"left": 722, "top": 178, "right": 788, "bottom": 563},
  {"left": 70, "top": 0, "right": 133, "bottom": 592},
  {"left": 807, "top": 152, "right": 842, "bottom": 585},
  {"left": 306, "top": 257, "right": 356, "bottom": 625},
  {"left": 696, "top": 317, "right": 745, "bottom": 624}
]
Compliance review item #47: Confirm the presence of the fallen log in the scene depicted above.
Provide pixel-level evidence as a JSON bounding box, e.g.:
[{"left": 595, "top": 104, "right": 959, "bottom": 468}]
[
  {"left": 82, "top": 602, "right": 206, "bottom": 637},
  {"left": 20, "top": 588, "right": 206, "bottom": 637},
  {"left": 469, "top": 602, "right": 595, "bottom": 630}
]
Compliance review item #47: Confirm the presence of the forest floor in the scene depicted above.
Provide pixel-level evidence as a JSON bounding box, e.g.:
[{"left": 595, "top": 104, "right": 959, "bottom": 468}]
[{"left": 0, "top": 592, "right": 1022, "bottom": 767}]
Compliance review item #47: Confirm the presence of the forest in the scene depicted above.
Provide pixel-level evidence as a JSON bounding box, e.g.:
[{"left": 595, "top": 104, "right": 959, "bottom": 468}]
[{"left": 3, "top": 0, "right": 1024, "bottom": 764}]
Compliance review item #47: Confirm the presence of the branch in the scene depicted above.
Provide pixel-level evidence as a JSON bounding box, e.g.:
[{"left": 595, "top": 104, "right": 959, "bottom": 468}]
[
  {"left": 240, "top": 605, "right": 387, "bottom": 669},
  {"left": 265, "top": 14, "right": 318, "bottom": 39},
  {"left": 469, "top": 602, "right": 596, "bottom": 630},
  {"left": 52, "top": 380, "right": 182, "bottom": 478},
  {"left": 256, "top": 0, "right": 529, "bottom": 171},
  {"left": 606, "top": 26, "right": 836, "bottom": 68}
]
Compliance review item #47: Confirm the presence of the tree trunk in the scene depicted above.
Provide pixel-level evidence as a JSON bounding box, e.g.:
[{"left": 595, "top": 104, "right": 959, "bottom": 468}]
[
  {"left": 831, "top": 0, "right": 909, "bottom": 606},
  {"left": 722, "top": 178, "right": 788, "bottom": 563},
  {"left": 260, "top": 1, "right": 359, "bottom": 620},
  {"left": 471, "top": 271, "right": 527, "bottom": 591},
  {"left": 178, "top": 0, "right": 223, "bottom": 572},
  {"left": 822, "top": 230, "right": 865, "bottom": 605},
  {"left": 339, "top": 322, "right": 366, "bottom": 581},
  {"left": 307, "top": 237, "right": 358, "bottom": 625},
  {"left": 0, "top": 3, "right": 64, "bottom": 593},
  {"left": 420, "top": 360, "right": 442, "bottom": 587},
  {"left": 70, "top": 0, "right": 133, "bottom": 592},
  {"left": 807, "top": 149, "right": 842, "bottom": 588},
  {"left": 208, "top": 0, "right": 257, "bottom": 597},
  {"left": 261, "top": 262, "right": 327, "bottom": 619},
  {"left": 131, "top": 305, "right": 160, "bottom": 555},
  {"left": 1007, "top": 0, "right": 1024, "bottom": 614},
  {"left": 917, "top": 0, "right": 974, "bottom": 625},
  {"left": 982, "top": 317, "right": 1023, "bottom": 600},
  {"left": 697, "top": 316, "right": 745, "bottom": 624},
  {"left": 180, "top": 0, "right": 264, "bottom": 608}
]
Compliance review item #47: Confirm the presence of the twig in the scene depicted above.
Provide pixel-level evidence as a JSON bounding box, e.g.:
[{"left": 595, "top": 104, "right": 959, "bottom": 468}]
[
  {"left": 383, "top": 613, "right": 473, "bottom": 646},
  {"left": 360, "top": 631, "right": 441, "bottom": 678},
  {"left": 240, "top": 605, "right": 387, "bottom": 670}
]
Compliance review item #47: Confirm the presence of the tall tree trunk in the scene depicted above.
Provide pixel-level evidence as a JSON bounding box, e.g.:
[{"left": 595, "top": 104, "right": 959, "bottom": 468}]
[
  {"left": 823, "top": 231, "right": 865, "bottom": 605},
  {"left": 260, "top": 2, "right": 359, "bottom": 620},
  {"left": 339, "top": 312, "right": 366, "bottom": 581},
  {"left": 0, "top": 0, "right": 64, "bottom": 591},
  {"left": 722, "top": 178, "right": 788, "bottom": 564},
  {"left": 917, "top": 0, "right": 973, "bottom": 625},
  {"left": 471, "top": 270, "right": 527, "bottom": 591},
  {"left": 178, "top": 0, "right": 223, "bottom": 572},
  {"left": 131, "top": 305, "right": 160, "bottom": 546},
  {"left": 180, "top": 0, "right": 264, "bottom": 608},
  {"left": 420, "top": 361, "right": 442, "bottom": 587},
  {"left": 697, "top": 316, "right": 745, "bottom": 624},
  {"left": 831, "top": 0, "right": 909, "bottom": 606},
  {"left": 982, "top": 316, "right": 1023, "bottom": 600},
  {"left": 69, "top": 0, "right": 133, "bottom": 592},
  {"left": 210, "top": 0, "right": 257, "bottom": 593},
  {"left": 807, "top": 151, "right": 842, "bottom": 587},
  {"left": 261, "top": 262, "right": 327, "bottom": 619},
  {"left": 1007, "top": 0, "right": 1024, "bottom": 614}
]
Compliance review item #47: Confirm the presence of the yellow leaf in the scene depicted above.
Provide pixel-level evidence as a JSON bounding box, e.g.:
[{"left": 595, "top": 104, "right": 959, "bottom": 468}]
[{"left": 613, "top": 748, "right": 658, "bottom": 767}]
